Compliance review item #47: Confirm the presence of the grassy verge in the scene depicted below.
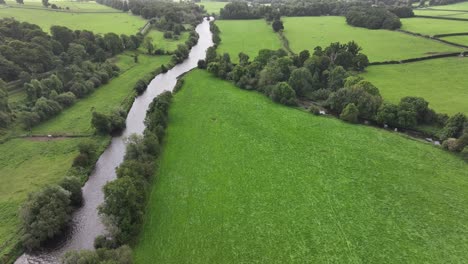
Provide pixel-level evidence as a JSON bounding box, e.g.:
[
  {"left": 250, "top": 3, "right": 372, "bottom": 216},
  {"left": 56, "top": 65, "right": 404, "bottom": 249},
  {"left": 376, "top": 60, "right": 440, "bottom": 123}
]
[
  {"left": 282, "top": 16, "right": 461, "bottom": 62},
  {"left": 216, "top": 19, "right": 283, "bottom": 62},
  {"left": 145, "top": 30, "right": 190, "bottom": 52},
  {"left": 32, "top": 53, "right": 171, "bottom": 135},
  {"left": 361, "top": 56, "right": 468, "bottom": 115},
  {"left": 133, "top": 69, "right": 468, "bottom": 263}
]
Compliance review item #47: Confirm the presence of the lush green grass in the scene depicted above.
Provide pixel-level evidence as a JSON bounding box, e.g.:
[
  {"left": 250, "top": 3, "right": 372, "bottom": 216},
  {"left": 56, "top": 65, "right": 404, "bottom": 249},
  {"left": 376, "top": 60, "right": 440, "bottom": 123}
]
[
  {"left": 402, "top": 17, "right": 468, "bottom": 36},
  {"left": 134, "top": 70, "right": 468, "bottom": 263},
  {"left": 361, "top": 57, "right": 468, "bottom": 115},
  {"left": 4, "top": 0, "right": 117, "bottom": 11},
  {"left": 283, "top": 16, "right": 461, "bottom": 62},
  {"left": 414, "top": 9, "right": 468, "bottom": 18},
  {"left": 216, "top": 19, "right": 283, "bottom": 62},
  {"left": 441, "top": 35, "right": 468, "bottom": 45},
  {"left": 197, "top": 1, "right": 227, "bottom": 15},
  {"left": 0, "top": 138, "right": 81, "bottom": 259},
  {"left": 32, "top": 54, "right": 171, "bottom": 135},
  {"left": 145, "top": 30, "right": 189, "bottom": 52},
  {"left": 431, "top": 1, "right": 468, "bottom": 10},
  {"left": 0, "top": 1, "right": 146, "bottom": 34}
]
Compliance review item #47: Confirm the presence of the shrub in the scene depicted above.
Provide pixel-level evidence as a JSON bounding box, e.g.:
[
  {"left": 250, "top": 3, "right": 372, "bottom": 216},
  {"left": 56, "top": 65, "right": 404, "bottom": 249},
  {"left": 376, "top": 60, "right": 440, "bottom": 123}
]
[
  {"left": 272, "top": 20, "right": 284, "bottom": 32},
  {"left": 134, "top": 79, "right": 147, "bottom": 95},
  {"left": 60, "top": 177, "right": 83, "bottom": 207},
  {"left": 440, "top": 113, "right": 466, "bottom": 140},
  {"left": 92, "top": 111, "right": 111, "bottom": 134},
  {"left": 308, "top": 105, "right": 321, "bottom": 115},
  {"left": 163, "top": 31, "right": 173, "bottom": 39},
  {"left": 55, "top": 92, "right": 76, "bottom": 107},
  {"left": 197, "top": 59, "right": 206, "bottom": 69},
  {"left": 376, "top": 102, "right": 398, "bottom": 127},
  {"left": 442, "top": 138, "right": 459, "bottom": 152},
  {"left": 340, "top": 103, "right": 359, "bottom": 123},
  {"left": 269, "top": 82, "right": 296, "bottom": 106},
  {"left": 62, "top": 245, "right": 133, "bottom": 264},
  {"left": 461, "top": 147, "right": 468, "bottom": 161},
  {"left": 20, "top": 185, "right": 71, "bottom": 251}
]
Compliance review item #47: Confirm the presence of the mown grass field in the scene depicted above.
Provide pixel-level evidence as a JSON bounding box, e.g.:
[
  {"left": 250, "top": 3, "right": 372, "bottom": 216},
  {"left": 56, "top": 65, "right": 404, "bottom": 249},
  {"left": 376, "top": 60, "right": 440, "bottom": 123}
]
[
  {"left": 441, "top": 35, "right": 468, "bottom": 45},
  {"left": 361, "top": 57, "right": 468, "bottom": 115},
  {"left": 145, "top": 30, "right": 189, "bottom": 52},
  {"left": 282, "top": 16, "right": 460, "bottom": 62},
  {"left": 32, "top": 54, "right": 171, "bottom": 135},
  {"left": 216, "top": 19, "right": 283, "bottom": 62},
  {"left": 0, "top": 1, "right": 146, "bottom": 34},
  {"left": 413, "top": 9, "right": 468, "bottom": 18},
  {"left": 401, "top": 17, "right": 468, "bottom": 36},
  {"left": 0, "top": 138, "right": 81, "bottom": 260},
  {"left": 431, "top": 1, "right": 468, "bottom": 10},
  {"left": 133, "top": 70, "right": 468, "bottom": 263},
  {"left": 197, "top": 1, "right": 227, "bottom": 15}
]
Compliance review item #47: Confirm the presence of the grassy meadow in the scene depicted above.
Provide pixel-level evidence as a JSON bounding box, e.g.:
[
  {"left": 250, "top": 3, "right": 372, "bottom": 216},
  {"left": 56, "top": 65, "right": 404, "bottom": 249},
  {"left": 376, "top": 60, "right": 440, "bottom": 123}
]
[
  {"left": 441, "top": 35, "right": 468, "bottom": 45},
  {"left": 413, "top": 9, "right": 468, "bottom": 18},
  {"left": 283, "top": 16, "right": 461, "bottom": 62},
  {"left": 145, "top": 30, "right": 189, "bottom": 52},
  {"left": 133, "top": 70, "right": 468, "bottom": 263},
  {"left": 32, "top": 53, "right": 171, "bottom": 135},
  {"left": 197, "top": 1, "right": 227, "bottom": 15},
  {"left": 0, "top": 138, "right": 82, "bottom": 259},
  {"left": 216, "top": 19, "right": 283, "bottom": 62},
  {"left": 431, "top": 1, "right": 468, "bottom": 10},
  {"left": 0, "top": 1, "right": 146, "bottom": 34},
  {"left": 401, "top": 17, "right": 468, "bottom": 36},
  {"left": 362, "top": 57, "right": 468, "bottom": 115}
]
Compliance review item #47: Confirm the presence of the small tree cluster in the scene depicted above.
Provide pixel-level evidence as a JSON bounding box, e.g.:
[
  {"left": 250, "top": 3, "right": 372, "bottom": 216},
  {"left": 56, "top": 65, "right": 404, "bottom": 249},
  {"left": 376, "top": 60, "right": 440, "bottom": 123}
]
[
  {"left": 91, "top": 108, "right": 126, "bottom": 134},
  {"left": 346, "top": 7, "right": 402, "bottom": 30}
]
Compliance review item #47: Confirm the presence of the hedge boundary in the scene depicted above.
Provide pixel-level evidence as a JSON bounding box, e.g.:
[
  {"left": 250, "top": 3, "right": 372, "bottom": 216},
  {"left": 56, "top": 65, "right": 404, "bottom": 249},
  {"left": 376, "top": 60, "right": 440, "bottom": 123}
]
[
  {"left": 414, "top": 14, "right": 468, "bottom": 21},
  {"left": 370, "top": 52, "right": 465, "bottom": 65}
]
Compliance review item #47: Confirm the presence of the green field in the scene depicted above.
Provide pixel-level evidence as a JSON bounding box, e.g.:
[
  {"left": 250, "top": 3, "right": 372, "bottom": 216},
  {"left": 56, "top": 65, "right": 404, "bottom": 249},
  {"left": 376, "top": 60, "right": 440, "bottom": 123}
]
[
  {"left": 0, "top": 138, "right": 81, "bottom": 259},
  {"left": 32, "top": 54, "right": 171, "bottom": 135},
  {"left": 431, "top": 1, "right": 468, "bottom": 10},
  {"left": 283, "top": 16, "right": 461, "bottom": 62},
  {"left": 362, "top": 57, "right": 468, "bottom": 115},
  {"left": 197, "top": 1, "right": 227, "bottom": 14},
  {"left": 145, "top": 30, "right": 189, "bottom": 52},
  {"left": 441, "top": 35, "right": 468, "bottom": 45},
  {"left": 414, "top": 9, "right": 468, "bottom": 18},
  {"left": 133, "top": 70, "right": 468, "bottom": 263},
  {"left": 0, "top": 1, "right": 146, "bottom": 34},
  {"left": 216, "top": 19, "right": 283, "bottom": 62},
  {"left": 402, "top": 17, "right": 468, "bottom": 36}
]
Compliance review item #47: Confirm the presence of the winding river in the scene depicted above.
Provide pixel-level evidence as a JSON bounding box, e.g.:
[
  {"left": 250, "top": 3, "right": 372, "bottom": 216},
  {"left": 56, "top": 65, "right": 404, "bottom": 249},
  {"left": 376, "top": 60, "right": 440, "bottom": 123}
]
[{"left": 15, "top": 17, "right": 213, "bottom": 264}]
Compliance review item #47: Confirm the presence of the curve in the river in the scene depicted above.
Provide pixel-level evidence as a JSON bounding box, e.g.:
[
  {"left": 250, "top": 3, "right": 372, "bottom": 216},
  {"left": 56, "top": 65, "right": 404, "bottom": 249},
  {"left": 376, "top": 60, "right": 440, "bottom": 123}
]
[{"left": 15, "top": 17, "right": 214, "bottom": 264}]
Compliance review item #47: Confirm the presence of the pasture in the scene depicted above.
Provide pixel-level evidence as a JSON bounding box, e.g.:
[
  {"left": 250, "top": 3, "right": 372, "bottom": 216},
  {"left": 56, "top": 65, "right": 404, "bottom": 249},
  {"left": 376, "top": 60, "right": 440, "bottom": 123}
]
[
  {"left": 401, "top": 17, "right": 468, "bottom": 36},
  {"left": 133, "top": 70, "right": 468, "bottom": 263},
  {"left": 32, "top": 54, "right": 171, "bottom": 135},
  {"left": 0, "top": 1, "right": 146, "bottom": 34},
  {"left": 0, "top": 138, "right": 82, "bottom": 259},
  {"left": 361, "top": 57, "right": 468, "bottom": 115},
  {"left": 441, "top": 35, "right": 468, "bottom": 45},
  {"left": 216, "top": 19, "right": 283, "bottom": 62},
  {"left": 197, "top": 1, "right": 227, "bottom": 15},
  {"left": 145, "top": 30, "right": 190, "bottom": 52},
  {"left": 282, "top": 16, "right": 461, "bottom": 62},
  {"left": 413, "top": 9, "right": 468, "bottom": 18},
  {"left": 430, "top": 1, "right": 468, "bottom": 10}
]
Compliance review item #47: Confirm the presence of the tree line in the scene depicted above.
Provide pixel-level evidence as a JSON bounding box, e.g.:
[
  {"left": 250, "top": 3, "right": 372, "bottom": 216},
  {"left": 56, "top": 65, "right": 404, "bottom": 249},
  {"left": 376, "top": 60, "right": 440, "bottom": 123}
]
[{"left": 0, "top": 18, "right": 143, "bottom": 129}]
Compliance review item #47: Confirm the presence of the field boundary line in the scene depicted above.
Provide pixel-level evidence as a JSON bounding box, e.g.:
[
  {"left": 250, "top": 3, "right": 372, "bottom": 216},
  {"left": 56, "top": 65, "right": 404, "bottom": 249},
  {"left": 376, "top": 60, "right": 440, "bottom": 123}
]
[
  {"left": 4, "top": 4, "right": 124, "bottom": 14},
  {"left": 396, "top": 29, "right": 468, "bottom": 48},
  {"left": 413, "top": 14, "right": 468, "bottom": 21}
]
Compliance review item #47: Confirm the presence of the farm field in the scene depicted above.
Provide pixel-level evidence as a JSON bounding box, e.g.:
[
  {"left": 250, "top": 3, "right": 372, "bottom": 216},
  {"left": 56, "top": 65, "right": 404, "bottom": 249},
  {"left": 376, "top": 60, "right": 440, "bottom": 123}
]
[
  {"left": 216, "top": 19, "right": 283, "bottom": 62},
  {"left": 413, "top": 9, "right": 468, "bottom": 18},
  {"left": 0, "top": 2, "right": 146, "bottom": 34},
  {"left": 401, "top": 17, "right": 468, "bottom": 36},
  {"left": 361, "top": 57, "right": 468, "bottom": 115},
  {"left": 441, "top": 35, "right": 468, "bottom": 45},
  {"left": 197, "top": 1, "right": 227, "bottom": 14},
  {"left": 32, "top": 54, "right": 172, "bottom": 135},
  {"left": 282, "top": 16, "right": 461, "bottom": 62},
  {"left": 0, "top": 137, "right": 83, "bottom": 260},
  {"left": 133, "top": 70, "right": 468, "bottom": 263},
  {"left": 3, "top": 0, "right": 116, "bottom": 11},
  {"left": 431, "top": 1, "right": 468, "bottom": 10},
  {"left": 145, "top": 30, "right": 190, "bottom": 52}
]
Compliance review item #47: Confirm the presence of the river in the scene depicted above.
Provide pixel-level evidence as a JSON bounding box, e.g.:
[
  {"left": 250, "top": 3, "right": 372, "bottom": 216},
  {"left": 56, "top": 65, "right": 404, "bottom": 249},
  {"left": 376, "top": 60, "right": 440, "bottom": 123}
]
[{"left": 15, "top": 17, "right": 213, "bottom": 264}]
